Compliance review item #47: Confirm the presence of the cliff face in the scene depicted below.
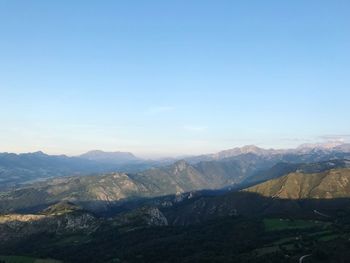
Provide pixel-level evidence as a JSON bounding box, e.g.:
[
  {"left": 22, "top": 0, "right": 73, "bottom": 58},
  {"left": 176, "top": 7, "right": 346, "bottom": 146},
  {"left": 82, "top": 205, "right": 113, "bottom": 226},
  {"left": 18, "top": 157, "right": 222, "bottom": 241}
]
[
  {"left": 0, "top": 211, "right": 99, "bottom": 244},
  {"left": 0, "top": 201, "right": 169, "bottom": 245}
]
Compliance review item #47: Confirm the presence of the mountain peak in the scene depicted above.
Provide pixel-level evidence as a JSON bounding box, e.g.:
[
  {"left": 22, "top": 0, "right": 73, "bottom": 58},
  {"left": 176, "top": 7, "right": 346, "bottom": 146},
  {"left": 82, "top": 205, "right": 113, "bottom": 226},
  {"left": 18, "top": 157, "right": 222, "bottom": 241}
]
[
  {"left": 25, "top": 151, "right": 48, "bottom": 157},
  {"left": 82, "top": 150, "right": 136, "bottom": 157},
  {"left": 79, "top": 150, "right": 139, "bottom": 164},
  {"left": 211, "top": 145, "right": 272, "bottom": 159},
  {"left": 173, "top": 160, "right": 191, "bottom": 171},
  {"left": 240, "top": 145, "right": 263, "bottom": 152}
]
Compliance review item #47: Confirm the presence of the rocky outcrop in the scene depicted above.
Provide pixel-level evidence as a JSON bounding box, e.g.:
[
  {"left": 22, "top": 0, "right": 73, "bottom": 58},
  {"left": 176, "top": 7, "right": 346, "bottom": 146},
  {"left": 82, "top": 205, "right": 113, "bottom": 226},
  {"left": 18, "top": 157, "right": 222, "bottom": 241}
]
[
  {"left": 0, "top": 201, "right": 169, "bottom": 245},
  {"left": 113, "top": 206, "right": 168, "bottom": 228},
  {"left": 0, "top": 210, "right": 99, "bottom": 244}
]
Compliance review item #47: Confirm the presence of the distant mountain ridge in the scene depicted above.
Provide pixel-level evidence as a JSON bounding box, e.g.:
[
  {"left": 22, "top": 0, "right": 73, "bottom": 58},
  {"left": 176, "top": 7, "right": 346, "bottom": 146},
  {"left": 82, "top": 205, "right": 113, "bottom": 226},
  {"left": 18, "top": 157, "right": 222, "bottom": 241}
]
[
  {"left": 216, "top": 142, "right": 350, "bottom": 159},
  {"left": 185, "top": 142, "right": 350, "bottom": 163},
  {"left": 0, "top": 151, "right": 153, "bottom": 190},
  {"left": 79, "top": 150, "right": 140, "bottom": 164},
  {"left": 244, "top": 159, "right": 350, "bottom": 185},
  {"left": 211, "top": 145, "right": 283, "bottom": 159},
  {"left": 1, "top": 142, "right": 350, "bottom": 191}
]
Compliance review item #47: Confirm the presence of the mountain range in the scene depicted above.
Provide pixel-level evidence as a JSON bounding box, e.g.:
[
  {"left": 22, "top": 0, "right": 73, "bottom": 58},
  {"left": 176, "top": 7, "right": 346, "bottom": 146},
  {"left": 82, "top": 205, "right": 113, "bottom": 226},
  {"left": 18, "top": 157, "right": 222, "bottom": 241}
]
[
  {"left": 2, "top": 143, "right": 350, "bottom": 262},
  {"left": 0, "top": 151, "right": 163, "bottom": 190},
  {"left": 2, "top": 165, "right": 350, "bottom": 262},
  {"left": 1, "top": 143, "right": 350, "bottom": 190}
]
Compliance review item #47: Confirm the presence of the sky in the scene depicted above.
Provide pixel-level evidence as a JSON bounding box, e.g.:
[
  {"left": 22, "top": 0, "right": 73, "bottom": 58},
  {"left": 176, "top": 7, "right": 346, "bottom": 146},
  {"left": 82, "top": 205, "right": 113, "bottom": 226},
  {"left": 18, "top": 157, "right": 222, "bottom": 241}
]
[{"left": 0, "top": 0, "right": 349, "bottom": 157}]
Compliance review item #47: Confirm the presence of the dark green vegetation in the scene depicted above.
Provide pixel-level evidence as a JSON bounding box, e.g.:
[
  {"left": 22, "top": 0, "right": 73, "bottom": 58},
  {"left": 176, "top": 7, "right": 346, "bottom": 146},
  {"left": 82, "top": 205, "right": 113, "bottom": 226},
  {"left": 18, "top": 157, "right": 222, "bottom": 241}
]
[
  {"left": 2, "top": 209, "right": 350, "bottom": 263},
  {"left": 1, "top": 145, "right": 350, "bottom": 262},
  {"left": 0, "top": 256, "right": 61, "bottom": 263},
  {"left": 263, "top": 218, "right": 325, "bottom": 231},
  {"left": 2, "top": 170, "right": 350, "bottom": 262}
]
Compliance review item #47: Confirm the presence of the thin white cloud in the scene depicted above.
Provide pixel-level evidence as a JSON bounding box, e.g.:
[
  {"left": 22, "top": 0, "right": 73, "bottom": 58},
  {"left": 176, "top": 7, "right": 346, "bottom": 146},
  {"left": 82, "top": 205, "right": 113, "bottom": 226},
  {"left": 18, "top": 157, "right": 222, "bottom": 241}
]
[
  {"left": 281, "top": 137, "right": 312, "bottom": 142},
  {"left": 319, "top": 134, "right": 350, "bottom": 143}
]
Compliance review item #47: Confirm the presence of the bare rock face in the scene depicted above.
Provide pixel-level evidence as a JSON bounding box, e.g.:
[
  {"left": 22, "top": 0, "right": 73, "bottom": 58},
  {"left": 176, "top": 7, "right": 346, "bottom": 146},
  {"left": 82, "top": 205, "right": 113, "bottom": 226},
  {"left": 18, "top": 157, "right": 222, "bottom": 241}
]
[
  {"left": 143, "top": 207, "right": 168, "bottom": 226},
  {"left": 56, "top": 213, "right": 99, "bottom": 232},
  {"left": 0, "top": 202, "right": 100, "bottom": 244},
  {"left": 0, "top": 200, "right": 170, "bottom": 246},
  {"left": 113, "top": 206, "right": 168, "bottom": 228},
  {"left": 173, "top": 160, "right": 189, "bottom": 173}
]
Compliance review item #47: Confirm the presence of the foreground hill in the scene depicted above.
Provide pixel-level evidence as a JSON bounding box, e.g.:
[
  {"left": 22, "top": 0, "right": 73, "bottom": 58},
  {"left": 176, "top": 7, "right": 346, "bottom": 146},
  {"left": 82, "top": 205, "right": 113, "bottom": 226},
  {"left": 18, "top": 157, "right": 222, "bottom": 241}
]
[
  {"left": 0, "top": 201, "right": 167, "bottom": 248},
  {"left": 2, "top": 165, "right": 350, "bottom": 262},
  {"left": 3, "top": 168, "right": 350, "bottom": 262},
  {"left": 244, "top": 168, "right": 350, "bottom": 199},
  {"left": 159, "top": 168, "right": 350, "bottom": 225}
]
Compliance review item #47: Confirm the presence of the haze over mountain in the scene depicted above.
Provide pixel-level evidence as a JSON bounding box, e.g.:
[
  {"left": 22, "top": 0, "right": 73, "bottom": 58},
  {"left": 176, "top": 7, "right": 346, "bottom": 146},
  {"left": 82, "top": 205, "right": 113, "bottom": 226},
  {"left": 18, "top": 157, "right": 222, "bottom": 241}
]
[
  {"left": 1, "top": 143, "right": 350, "bottom": 190},
  {"left": 191, "top": 142, "right": 350, "bottom": 162},
  {"left": 1, "top": 145, "right": 350, "bottom": 215},
  {"left": 0, "top": 159, "right": 242, "bottom": 213},
  {"left": 0, "top": 151, "right": 160, "bottom": 190},
  {"left": 2, "top": 144, "right": 350, "bottom": 262},
  {"left": 79, "top": 150, "right": 141, "bottom": 164},
  {"left": 1, "top": 0, "right": 349, "bottom": 262},
  {"left": 3, "top": 162, "right": 350, "bottom": 262}
]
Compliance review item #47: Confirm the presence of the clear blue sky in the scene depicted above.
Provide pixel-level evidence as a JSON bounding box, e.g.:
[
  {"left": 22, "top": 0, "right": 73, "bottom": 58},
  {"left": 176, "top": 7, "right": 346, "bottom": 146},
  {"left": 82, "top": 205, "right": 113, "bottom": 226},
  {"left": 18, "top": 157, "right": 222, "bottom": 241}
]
[{"left": 0, "top": 1, "right": 349, "bottom": 157}]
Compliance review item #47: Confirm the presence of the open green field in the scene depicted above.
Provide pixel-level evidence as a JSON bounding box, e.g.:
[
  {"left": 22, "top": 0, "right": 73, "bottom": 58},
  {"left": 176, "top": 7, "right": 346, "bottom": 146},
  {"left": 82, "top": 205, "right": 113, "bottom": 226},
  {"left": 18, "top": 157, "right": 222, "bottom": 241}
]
[
  {"left": 0, "top": 256, "right": 62, "bottom": 263},
  {"left": 263, "top": 218, "right": 324, "bottom": 232}
]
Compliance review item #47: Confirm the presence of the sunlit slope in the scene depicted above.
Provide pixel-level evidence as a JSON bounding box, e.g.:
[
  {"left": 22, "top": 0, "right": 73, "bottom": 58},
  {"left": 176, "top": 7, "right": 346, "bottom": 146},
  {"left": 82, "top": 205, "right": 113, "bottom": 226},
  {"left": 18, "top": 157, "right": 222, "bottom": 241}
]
[{"left": 244, "top": 168, "right": 350, "bottom": 199}]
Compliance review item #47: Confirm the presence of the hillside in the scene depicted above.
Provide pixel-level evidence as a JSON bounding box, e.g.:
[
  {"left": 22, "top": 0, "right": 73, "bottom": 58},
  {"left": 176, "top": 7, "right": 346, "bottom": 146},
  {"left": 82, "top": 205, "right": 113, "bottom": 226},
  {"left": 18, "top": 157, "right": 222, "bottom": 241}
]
[
  {"left": 0, "top": 201, "right": 167, "bottom": 247},
  {"left": 2, "top": 155, "right": 350, "bottom": 215},
  {"left": 244, "top": 168, "right": 350, "bottom": 199},
  {"left": 0, "top": 152, "right": 159, "bottom": 190},
  {"left": 0, "top": 202, "right": 99, "bottom": 245},
  {"left": 3, "top": 167, "right": 350, "bottom": 262},
  {"left": 244, "top": 159, "right": 350, "bottom": 185},
  {"left": 2, "top": 144, "right": 350, "bottom": 190},
  {"left": 0, "top": 160, "right": 238, "bottom": 214}
]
